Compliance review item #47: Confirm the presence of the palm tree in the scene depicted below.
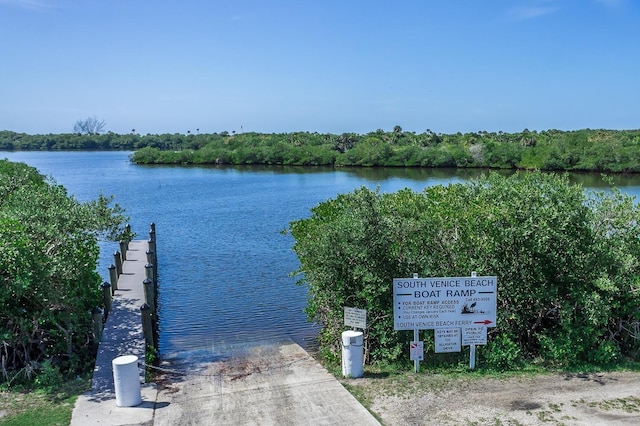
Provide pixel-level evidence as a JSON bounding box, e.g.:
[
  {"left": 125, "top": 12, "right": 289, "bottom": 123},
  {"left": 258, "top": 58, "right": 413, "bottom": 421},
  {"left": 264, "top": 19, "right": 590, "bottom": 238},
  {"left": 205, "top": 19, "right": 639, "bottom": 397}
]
[{"left": 392, "top": 125, "right": 403, "bottom": 144}]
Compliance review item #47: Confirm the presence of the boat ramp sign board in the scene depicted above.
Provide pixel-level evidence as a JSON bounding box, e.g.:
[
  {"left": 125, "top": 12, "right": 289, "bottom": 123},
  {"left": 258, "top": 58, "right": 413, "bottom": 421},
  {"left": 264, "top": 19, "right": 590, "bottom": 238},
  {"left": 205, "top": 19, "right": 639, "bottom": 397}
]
[
  {"left": 393, "top": 276, "right": 497, "bottom": 331},
  {"left": 344, "top": 307, "right": 367, "bottom": 329}
]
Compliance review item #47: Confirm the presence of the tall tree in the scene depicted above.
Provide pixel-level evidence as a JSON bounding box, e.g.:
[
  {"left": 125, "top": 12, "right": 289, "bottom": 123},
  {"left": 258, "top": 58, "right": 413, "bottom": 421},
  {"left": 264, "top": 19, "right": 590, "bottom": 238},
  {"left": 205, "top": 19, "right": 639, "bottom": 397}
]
[{"left": 73, "top": 116, "right": 106, "bottom": 135}]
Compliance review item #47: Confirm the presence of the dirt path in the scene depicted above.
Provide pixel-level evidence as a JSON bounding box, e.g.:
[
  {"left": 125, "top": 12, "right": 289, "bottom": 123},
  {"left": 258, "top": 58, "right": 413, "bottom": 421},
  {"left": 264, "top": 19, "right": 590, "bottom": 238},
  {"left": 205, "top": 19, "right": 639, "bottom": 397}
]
[{"left": 342, "top": 371, "right": 640, "bottom": 425}]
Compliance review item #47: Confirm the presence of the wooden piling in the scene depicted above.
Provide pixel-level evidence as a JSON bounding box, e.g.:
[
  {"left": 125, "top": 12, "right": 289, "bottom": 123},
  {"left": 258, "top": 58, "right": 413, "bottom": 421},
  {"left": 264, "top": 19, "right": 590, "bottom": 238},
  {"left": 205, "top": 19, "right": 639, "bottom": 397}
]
[
  {"left": 145, "top": 263, "right": 155, "bottom": 286},
  {"left": 140, "top": 303, "right": 155, "bottom": 349},
  {"left": 146, "top": 249, "right": 157, "bottom": 280},
  {"left": 92, "top": 307, "right": 103, "bottom": 342},
  {"left": 145, "top": 249, "right": 154, "bottom": 265},
  {"left": 147, "top": 239, "right": 156, "bottom": 263},
  {"left": 143, "top": 278, "right": 155, "bottom": 312},
  {"left": 101, "top": 281, "right": 112, "bottom": 317},
  {"left": 119, "top": 240, "right": 128, "bottom": 261},
  {"left": 114, "top": 251, "right": 123, "bottom": 276},
  {"left": 108, "top": 264, "right": 118, "bottom": 292}
]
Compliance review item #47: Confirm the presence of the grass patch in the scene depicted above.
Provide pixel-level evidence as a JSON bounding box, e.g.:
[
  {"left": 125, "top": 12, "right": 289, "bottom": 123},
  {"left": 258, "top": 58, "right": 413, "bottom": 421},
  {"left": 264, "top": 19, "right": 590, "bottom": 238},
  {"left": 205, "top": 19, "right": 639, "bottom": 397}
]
[
  {"left": 341, "top": 383, "right": 384, "bottom": 424},
  {"left": 0, "top": 378, "right": 90, "bottom": 426},
  {"left": 586, "top": 396, "right": 640, "bottom": 413}
]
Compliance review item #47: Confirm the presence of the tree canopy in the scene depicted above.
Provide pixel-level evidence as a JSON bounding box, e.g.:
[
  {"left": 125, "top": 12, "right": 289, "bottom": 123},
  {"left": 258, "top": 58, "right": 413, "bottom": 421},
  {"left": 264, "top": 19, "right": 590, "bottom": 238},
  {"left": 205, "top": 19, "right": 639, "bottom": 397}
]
[
  {"left": 73, "top": 116, "right": 106, "bottom": 135},
  {"left": 0, "top": 160, "right": 129, "bottom": 384},
  {"left": 288, "top": 172, "right": 640, "bottom": 369}
]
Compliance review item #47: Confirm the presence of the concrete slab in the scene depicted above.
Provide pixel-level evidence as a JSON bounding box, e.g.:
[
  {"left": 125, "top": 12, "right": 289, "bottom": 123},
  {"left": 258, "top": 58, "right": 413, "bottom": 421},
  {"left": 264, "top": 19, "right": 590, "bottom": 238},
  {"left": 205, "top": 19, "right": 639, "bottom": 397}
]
[
  {"left": 70, "top": 383, "right": 157, "bottom": 426},
  {"left": 153, "top": 340, "right": 380, "bottom": 426}
]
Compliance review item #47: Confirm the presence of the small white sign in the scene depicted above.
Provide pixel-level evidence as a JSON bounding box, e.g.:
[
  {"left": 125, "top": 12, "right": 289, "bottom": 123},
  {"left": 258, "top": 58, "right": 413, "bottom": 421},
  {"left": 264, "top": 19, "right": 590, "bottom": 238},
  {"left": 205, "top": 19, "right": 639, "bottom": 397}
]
[
  {"left": 410, "top": 341, "right": 424, "bottom": 361},
  {"left": 344, "top": 307, "right": 367, "bottom": 329},
  {"left": 462, "top": 326, "right": 487, "bottom": 346},
  {"left": 435, "top": 328, "right": 461, "bottom": 353}
]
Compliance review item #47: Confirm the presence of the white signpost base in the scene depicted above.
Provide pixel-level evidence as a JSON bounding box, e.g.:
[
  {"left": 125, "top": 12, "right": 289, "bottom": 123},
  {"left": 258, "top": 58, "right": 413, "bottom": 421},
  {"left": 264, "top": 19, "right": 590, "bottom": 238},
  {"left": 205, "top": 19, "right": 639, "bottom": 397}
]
[
  {"left": 470, "top": 344, "right": 476, "bottom": 369},
  {"left": 341, "top": 330, "right": 364, "bottom": 378}
]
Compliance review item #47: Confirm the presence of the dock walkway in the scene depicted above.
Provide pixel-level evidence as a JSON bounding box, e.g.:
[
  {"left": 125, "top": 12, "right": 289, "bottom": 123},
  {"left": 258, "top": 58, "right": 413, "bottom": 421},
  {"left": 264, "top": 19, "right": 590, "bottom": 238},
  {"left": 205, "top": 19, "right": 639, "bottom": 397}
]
[{"left": 71, "top": 239, "right": 157, "bottom": 426}]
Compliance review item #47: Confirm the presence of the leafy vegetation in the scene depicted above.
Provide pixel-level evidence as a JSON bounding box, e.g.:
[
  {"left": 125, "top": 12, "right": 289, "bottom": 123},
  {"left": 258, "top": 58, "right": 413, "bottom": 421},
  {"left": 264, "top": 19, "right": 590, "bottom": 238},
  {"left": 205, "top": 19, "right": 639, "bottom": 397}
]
[
  {"left": 0, "top": 160, "right": 129, "bottom": 386},
  {"left": 3, "top": 128, "right": 640, "bottom": 173},
  {"left": 129, "top": 128, "right": 640, "bottom": 172},
  {"left": 288, "top": 172, "right": 640, "bottom": 369}
]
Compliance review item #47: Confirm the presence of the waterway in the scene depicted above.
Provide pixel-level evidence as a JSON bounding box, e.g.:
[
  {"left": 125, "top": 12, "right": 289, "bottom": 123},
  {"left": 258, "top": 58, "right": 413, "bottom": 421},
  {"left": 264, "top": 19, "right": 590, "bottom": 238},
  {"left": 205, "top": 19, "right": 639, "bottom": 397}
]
[{"left": 3, "top": 151, "right": 640, "bottom": 362}]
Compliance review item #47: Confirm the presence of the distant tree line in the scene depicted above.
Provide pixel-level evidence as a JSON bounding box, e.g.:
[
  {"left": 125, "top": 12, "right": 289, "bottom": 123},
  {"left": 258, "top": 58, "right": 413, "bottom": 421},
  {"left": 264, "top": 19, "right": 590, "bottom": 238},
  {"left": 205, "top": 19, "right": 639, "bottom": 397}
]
[
  {"left": 0, "top": 130, "right": 209, "bottom": 151},
  {"left": 2, "top": 128, "right": 640, "bottom": 173}
]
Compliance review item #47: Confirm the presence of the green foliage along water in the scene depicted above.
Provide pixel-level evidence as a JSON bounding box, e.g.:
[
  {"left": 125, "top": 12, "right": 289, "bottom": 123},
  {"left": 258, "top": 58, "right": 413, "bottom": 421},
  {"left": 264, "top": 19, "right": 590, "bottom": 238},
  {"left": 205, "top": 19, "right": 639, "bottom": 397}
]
[
  {"left": 131, "top": 128, "right": 640, "bottom": 172},
  {"left": 288, "top": 172, "right": 640, "bottom": 369},
  {"left": 0, "top": 160, "right": 129, "bottom": 385},
  {"left": 3, "top": 128, "right": 640, "bottom": 172}
]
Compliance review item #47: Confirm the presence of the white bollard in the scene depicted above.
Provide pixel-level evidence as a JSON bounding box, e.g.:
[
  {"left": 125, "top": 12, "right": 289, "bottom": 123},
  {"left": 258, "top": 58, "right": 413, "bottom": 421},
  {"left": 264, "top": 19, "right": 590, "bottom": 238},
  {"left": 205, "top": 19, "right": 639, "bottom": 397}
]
[
  {"left": 341, "top": 330, "right": 364, "bottom": 378},
  {"left": 112, "top": 355, "right": 142, "bottom": 407}
]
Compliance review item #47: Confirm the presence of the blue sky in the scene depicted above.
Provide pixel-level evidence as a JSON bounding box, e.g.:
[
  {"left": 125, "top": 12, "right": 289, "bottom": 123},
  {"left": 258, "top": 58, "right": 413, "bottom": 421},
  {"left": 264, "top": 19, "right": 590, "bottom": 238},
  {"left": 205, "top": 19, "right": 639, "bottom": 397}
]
[{"left": 1, "top": 0, "right": 638, "bottom": 135}]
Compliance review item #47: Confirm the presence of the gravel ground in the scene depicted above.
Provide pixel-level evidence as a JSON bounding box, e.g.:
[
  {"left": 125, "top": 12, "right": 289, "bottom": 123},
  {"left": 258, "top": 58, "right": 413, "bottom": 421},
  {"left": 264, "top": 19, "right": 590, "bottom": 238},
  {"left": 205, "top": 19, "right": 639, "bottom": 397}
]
[{"left": 341, "top": 370, "right": 640, "bottom": 425}]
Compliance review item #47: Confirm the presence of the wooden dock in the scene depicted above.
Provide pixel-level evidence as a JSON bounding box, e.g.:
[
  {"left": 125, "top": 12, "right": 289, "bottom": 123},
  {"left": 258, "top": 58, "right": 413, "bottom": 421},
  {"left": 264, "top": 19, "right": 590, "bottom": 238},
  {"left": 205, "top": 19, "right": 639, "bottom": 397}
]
[
  {"left": 92, "top": 239, "right": 150, "bottom": 392},
  {"left": 71, "top": 238, "right": 158, "bottom": 426}
]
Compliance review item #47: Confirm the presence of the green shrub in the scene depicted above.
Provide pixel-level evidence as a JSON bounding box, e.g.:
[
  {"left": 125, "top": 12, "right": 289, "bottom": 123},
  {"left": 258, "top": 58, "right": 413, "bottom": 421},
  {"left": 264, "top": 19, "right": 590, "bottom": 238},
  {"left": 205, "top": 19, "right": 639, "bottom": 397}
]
[
  {"left": 481, "top": 334, "right": 522, "bottom": 371},
  {"left": 34, "top": 361, "right": 64, "bottom": 390},
  {"left": 289, "top": 172, "right": 640, "bottom": 368}
]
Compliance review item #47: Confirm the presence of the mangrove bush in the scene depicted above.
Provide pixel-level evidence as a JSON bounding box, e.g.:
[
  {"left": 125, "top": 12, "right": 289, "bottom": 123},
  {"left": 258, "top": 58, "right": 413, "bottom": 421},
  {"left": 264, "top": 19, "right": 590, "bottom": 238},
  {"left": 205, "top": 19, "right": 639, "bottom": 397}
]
[
  {"left": 0, "top": 160, "right": 129, "bottom": 385},
  {"left": 288, "top": 172, "right": 640, "bottom": 369}
]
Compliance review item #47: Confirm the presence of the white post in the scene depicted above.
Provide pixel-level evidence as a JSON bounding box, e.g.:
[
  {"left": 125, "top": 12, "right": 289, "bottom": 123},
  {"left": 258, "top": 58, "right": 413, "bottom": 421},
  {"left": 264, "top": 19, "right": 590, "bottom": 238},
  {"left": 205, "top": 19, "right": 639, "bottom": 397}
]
[
  {"left": 112, "top": 355, "right": 142, "bottom": 407},
  {"left": 470, "top": 344, "right": 476, "bottom": 369},
  {"left": 341, "top": 330, "right": 364, "bottom": 378}
]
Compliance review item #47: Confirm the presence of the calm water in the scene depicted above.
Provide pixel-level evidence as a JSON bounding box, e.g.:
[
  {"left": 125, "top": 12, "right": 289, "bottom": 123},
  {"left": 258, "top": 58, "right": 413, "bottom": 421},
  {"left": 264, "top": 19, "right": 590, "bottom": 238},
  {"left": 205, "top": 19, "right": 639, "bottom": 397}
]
[{"left": 3, "top": 151, "right": 640, "bottom": 362}]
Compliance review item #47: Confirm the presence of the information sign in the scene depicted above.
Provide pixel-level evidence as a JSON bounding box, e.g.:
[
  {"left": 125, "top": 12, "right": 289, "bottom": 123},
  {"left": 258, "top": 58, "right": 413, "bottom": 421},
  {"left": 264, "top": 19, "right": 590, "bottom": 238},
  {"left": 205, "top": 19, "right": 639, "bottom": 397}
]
[
  {"left": 410, "top": 341, "right": 424, "bottom": 361},
  {"left": 344, "top": 307, "right": 367, "bottom": 329},
  {"left": 393, "top": 276, "right": 497, "bottom": 330},
  {"left": 435, "top": 328, "right": 461, "bottom": 353},
  {"left": 462, "top": 326, "right": 487, "bottom": 346}
]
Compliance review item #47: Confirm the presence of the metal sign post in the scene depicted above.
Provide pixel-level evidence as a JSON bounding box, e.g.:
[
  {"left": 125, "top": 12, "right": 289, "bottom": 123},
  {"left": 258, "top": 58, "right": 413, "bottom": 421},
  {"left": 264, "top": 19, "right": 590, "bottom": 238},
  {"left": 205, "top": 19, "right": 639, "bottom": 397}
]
[
  {"left": 413, "top": 274, "right": 420, "bottom": 373},
  {"left": 413, "top": 329, "right": 419, "bottom": 373},
  {"left": 469, "top": 271, "right": 477, "bottom": 370}
]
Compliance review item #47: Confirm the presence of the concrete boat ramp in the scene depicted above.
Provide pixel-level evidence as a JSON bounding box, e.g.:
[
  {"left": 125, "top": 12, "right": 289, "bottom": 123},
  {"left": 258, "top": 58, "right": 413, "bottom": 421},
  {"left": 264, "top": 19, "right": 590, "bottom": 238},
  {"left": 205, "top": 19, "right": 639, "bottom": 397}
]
[
  {"left": 71, "top": 236, "right": 379, "bottom": 425},
  {"left": 152, "top": 340, "right": 379, "bottom": 425}
]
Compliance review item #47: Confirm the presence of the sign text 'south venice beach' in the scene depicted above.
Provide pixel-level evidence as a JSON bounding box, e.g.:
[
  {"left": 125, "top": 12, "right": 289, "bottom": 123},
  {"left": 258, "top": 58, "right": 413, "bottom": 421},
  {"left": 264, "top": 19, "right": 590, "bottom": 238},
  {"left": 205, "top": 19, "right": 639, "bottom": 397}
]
[{"left": 393, "top": 276, "right": 497, "bottom": 330}]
